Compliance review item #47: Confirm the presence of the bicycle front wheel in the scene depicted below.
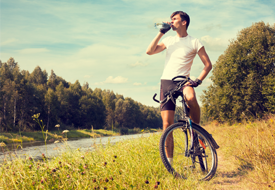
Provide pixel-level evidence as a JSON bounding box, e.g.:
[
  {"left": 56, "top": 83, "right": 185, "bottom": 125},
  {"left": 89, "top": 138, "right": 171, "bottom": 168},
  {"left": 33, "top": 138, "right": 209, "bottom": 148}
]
[{"left": 159, "top": 122, "right": 218, "bottom": 181}]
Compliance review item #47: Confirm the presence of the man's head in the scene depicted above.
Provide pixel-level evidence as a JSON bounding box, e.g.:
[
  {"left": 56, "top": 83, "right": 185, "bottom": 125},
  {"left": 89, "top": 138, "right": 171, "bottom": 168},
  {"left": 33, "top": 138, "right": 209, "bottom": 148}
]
[{"left": 170, "top": 11, "right": 190, "bottom": 30}]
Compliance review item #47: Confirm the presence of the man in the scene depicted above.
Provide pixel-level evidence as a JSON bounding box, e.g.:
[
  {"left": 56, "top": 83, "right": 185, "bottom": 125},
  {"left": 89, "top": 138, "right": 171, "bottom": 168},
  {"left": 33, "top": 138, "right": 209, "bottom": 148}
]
[{"left": 146, "top": 11, "right": 212, "bottom": 165}]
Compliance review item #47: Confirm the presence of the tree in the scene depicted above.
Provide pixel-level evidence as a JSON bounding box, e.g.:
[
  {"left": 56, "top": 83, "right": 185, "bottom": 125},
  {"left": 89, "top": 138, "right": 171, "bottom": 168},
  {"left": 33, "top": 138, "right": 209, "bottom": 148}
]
[{"left": 201, "top": 22, "right": 275, "bottom": 122}]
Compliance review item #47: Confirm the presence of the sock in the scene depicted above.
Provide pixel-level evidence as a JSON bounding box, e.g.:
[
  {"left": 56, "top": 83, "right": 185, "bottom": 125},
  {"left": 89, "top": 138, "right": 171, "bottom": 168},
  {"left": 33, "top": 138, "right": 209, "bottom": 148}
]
[{"left": 168, "top": 157, "right": 173, "bottom": 166}]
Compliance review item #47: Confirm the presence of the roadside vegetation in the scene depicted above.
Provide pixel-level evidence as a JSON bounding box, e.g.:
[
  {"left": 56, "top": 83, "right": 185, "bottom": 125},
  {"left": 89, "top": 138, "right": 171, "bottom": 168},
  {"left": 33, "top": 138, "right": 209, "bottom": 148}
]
[
  {"left": 0, "top": 127, "right": 159, "bottom": 145},
  {"left": 1, "top": 115, "right": 274, "bottom": 189}
]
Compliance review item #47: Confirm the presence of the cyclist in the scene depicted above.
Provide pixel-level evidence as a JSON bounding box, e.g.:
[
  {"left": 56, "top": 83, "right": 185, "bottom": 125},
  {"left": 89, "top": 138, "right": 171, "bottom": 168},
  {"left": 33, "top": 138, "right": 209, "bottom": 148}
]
[{"left": 146, "top": 11, "right": 212, "bottom": 165}]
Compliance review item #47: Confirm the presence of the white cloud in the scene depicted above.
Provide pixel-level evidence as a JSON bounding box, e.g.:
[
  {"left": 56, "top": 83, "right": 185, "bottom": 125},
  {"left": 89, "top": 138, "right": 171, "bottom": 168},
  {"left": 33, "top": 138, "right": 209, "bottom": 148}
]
[
  {"left": 1, "top": 38, "right": 18, "bottom": 46},
  {"left": 84, "top": 75, "right": 91, "bottom": 78},
  {"left": 200, "top": 36, "right": 228, "bottom": 52},
  {"left": 133, "top": 82, "right": 142, "bottom": 86},
  {"left": 104, "top": 76, "right": 128, "bottom": 84},
  {"left": 130, "top": 61, "right": 148, "bottom": 67},
  {"left": 17, "top": 48, "right": 50, "bottom": 54}
]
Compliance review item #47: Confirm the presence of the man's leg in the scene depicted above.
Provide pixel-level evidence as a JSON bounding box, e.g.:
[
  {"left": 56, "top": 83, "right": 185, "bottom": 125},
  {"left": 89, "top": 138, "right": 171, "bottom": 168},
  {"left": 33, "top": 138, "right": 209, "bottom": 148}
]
[
  {"left": 161, "top": 110, "right": 175, "bottom": 161},
  {"left": 183, "top": 86, "right": 200, "bottom": 124}
]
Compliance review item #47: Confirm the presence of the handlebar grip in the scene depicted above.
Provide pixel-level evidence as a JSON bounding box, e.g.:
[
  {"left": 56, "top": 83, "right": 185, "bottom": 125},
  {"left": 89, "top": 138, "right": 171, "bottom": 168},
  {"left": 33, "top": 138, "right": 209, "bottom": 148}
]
[{"left": 153, "top": 93, "right": 160, "bottom": 103}]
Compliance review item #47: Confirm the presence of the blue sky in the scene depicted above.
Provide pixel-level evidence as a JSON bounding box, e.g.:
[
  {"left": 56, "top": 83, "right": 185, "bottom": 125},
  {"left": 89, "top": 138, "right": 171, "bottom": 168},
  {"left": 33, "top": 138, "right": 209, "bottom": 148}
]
[{"left": 1, "top": 0, "right": 275, "bottom": 107}]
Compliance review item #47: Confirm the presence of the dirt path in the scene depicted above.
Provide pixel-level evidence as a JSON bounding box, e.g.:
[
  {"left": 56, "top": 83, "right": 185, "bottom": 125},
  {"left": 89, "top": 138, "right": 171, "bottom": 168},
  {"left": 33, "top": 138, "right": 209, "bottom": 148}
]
[{"left": 210, "top": 150, "right": 244, "bottom": 190}]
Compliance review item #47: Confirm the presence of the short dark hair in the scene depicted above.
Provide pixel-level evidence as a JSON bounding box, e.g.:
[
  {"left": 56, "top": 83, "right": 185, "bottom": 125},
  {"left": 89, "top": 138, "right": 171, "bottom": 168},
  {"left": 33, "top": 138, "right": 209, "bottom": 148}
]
[{"left": 170, "top": 11, "right": 190, "bottom": 30}]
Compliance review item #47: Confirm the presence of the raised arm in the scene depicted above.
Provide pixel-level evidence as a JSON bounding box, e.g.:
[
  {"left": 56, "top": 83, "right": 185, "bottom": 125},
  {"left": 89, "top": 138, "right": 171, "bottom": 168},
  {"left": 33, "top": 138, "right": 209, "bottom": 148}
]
[{"left": 146, "top": 32, "right": 166, "bottom": 55}]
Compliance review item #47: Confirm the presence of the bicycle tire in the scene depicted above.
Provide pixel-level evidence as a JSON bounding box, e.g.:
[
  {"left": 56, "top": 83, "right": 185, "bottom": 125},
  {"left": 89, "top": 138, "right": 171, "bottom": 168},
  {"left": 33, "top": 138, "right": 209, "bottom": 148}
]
[{"left": 159, "top": 122, "right": 218, "bottom": 181}]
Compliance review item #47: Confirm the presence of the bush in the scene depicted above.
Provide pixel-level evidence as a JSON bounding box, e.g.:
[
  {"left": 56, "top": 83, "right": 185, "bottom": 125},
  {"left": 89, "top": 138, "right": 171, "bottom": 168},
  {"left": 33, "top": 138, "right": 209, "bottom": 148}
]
[{"left": 119, "top": 127, "right": 128, "bottom": 135}]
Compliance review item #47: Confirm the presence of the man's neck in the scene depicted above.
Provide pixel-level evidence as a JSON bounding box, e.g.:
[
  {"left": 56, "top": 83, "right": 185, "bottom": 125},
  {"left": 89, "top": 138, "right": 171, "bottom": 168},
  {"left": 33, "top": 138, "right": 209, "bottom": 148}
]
[{"left": 176, "top": 28, "right": 188, "bottom": 37}]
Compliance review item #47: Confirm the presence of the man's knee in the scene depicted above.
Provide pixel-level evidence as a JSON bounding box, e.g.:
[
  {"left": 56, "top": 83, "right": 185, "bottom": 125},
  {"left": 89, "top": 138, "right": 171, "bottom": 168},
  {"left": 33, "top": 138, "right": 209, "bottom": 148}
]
[{"left": 185, "top": 94, "right": 198, "bottom": 108}]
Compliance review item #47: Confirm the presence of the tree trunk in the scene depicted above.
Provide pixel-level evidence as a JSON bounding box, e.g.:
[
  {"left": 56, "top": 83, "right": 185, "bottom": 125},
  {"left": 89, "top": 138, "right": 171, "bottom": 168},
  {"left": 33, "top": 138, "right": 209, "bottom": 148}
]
[
  {"left": 47, "top": 105, "right": 50, "bottom": 131},
  {"left": 14, "top": 97, "right": 16, "bottom": 128}
]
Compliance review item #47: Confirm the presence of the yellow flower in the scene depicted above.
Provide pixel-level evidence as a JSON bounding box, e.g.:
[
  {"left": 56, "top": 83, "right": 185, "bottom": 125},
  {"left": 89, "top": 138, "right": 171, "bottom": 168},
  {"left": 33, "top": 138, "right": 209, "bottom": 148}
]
[
  {"left": 55, "top": 124, "right": 60, "bottom": 128},
  {"left": 0, "top": 142, "right": 6, "bottom": 147}
]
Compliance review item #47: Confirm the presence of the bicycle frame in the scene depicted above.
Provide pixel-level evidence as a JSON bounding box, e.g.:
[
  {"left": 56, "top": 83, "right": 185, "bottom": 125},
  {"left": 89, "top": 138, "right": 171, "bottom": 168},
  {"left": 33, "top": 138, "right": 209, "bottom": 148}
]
[{"left": 177, "top": 93, "right": 197, "bottom": 157}]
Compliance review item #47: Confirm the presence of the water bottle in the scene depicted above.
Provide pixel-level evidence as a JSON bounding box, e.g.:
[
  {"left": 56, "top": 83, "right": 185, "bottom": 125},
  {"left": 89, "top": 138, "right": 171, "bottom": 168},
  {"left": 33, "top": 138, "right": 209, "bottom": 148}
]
[{"left": 154, "top": 22, "right": 171, "bottom": 29}]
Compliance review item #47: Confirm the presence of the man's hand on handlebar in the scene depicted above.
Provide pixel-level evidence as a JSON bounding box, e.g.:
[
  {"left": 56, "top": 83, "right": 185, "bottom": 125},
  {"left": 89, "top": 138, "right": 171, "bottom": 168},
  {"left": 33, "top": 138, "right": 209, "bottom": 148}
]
[{"left": 185, "top": 78, "right": 202, "bottom": 88}]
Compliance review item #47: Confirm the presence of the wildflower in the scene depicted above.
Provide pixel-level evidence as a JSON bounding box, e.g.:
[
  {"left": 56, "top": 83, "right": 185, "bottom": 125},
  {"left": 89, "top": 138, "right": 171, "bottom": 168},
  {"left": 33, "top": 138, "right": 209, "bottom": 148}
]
[
  {"left": 52, "top": 168, "right": 56, "bottom": 172},
  {"left": 29, "top": 165, "right": 32, "bottom": 169},
  {"left": 81, "top": 171, "right": 85, "bottom": 175},
  {"left": 93, "top": 179, "right": 96, "bottom": 183},
  {"left": 81, "top": 156, "right": 84, "bottom": 159},
  {"left": 105, "top": 178, "right": 109, "bottom": 183},
  {"left": 54, "top": 140, "right": 59, "bottom": 143},
  {"left": 145, "top": 180, "right": 149, "bottom": 184},
  {"left": 67, "top": 175, "right": 70, "bottom": 178},
  {"left": 32, "top": 181, "right": 36, "bottom": 186},
  {"left": 41, "top": 179, "right": 44, "bottom": 184},
  {"left": 42, "top": 153, "right": 45, "bottom": 158},
  {"left": 110, "top": 177, "right": 114, "bottom": 181},
  {"left": 0, "top": 142, "right": 6, "bottom": 147},
  {"left": 32, "top": 113, "right": 40, "bottom": 119},
  {"left": 154, "top": 184, "right": 158, "bottom": 189},
  {"left": 156, "top": 181, "right": 160, "bottom": 185},
  {"left": 270, "top": 119, "right": 274, "bottom": 123},
  {"left": 62, "top": 130, "right": 69, "bottom": 133},
  {"left": 29, "top": 157, "right": 33, "bottom": 161},
  {"left": 103, "top": 162, "right": 107, "bottom": 166},
  {"left": 114, "top": 155, "right": 117, "bottom": 158},
  {"left": 59, "top": 161, "right": 62, "bottom": 164},
  {"left": 55, "top": 124, "right": 60, "bottom": 128}
]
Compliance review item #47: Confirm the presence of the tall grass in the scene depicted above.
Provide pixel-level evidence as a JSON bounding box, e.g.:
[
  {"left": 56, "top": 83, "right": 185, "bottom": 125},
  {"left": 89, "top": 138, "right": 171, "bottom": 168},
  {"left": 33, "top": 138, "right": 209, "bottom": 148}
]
[
  {"left": 203, "top": 115, "right": 275, "bottom": 189},
  {"left": 0, "top": 133, "right": 203, "bottom": 189}
]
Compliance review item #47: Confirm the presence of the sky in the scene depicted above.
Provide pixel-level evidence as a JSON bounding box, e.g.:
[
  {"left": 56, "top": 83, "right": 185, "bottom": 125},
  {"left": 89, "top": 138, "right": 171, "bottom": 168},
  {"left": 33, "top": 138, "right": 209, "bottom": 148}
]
[{"left": 1, "top": 0, "right": 275, "bottom": 107}]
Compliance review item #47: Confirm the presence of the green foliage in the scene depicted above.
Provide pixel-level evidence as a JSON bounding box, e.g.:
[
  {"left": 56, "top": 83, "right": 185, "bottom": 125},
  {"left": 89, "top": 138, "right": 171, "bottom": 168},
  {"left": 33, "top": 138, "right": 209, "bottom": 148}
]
[
  {"left": 0, "top": 59, "right": 162, "bottom": 132},
  {"left": 202, "top": 22, "right": 275, "bottom": 122}
]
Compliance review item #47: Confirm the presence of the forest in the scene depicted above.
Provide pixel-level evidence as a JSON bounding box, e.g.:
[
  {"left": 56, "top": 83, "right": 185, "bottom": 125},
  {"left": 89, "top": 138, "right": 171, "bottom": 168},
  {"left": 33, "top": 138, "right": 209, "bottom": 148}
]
[
  {"left": 0, "top": 58, "right": 162, "bottom": 132},
  {"left": 201, "top": 22, "right": 275, "bottom": 123}
]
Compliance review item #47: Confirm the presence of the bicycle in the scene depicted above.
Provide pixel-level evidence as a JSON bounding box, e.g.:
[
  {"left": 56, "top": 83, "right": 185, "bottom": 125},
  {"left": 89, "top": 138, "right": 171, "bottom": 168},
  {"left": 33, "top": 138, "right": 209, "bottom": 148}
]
[{"left": 153, "top": 76, "right": 219, "bottom": 181}]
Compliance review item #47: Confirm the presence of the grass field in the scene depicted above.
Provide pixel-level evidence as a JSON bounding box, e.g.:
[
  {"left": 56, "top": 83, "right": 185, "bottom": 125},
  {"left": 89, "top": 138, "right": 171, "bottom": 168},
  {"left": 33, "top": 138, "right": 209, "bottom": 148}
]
[{"left": 0, "top": 116, "right": 274, "bottom": 189}]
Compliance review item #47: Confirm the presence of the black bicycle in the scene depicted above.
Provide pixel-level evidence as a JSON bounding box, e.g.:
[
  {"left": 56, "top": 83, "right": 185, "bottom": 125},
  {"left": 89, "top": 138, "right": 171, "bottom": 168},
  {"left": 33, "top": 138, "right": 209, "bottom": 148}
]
[{"left": 153, "top": 76, "right": 219, "bottom": 181}]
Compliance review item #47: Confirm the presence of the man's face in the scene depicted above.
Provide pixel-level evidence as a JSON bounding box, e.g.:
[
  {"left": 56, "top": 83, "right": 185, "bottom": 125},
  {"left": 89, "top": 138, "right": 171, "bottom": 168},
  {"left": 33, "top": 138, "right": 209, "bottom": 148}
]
[{"left": 171, "top": 14, "right": 185, "bottom": 30}]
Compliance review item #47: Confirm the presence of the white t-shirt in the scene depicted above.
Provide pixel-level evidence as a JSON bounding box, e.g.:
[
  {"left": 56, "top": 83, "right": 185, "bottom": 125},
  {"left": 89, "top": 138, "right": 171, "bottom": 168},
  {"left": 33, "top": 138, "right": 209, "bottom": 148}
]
[{"left": 161, "top": 35, "right": 203, "bottom": 80}]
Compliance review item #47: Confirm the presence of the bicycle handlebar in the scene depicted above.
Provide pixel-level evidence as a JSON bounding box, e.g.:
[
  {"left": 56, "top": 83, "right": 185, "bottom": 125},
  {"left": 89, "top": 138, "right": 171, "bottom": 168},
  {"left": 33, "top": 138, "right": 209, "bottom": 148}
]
[
  {"left": 153, "top": 76, "right": 190, "bottom": 105},
  {"left": 153, "top": 93, "right": 160, "bottom": 103},
  {"left": 172, "top": 75, "right": 189, "bottom": 82}
]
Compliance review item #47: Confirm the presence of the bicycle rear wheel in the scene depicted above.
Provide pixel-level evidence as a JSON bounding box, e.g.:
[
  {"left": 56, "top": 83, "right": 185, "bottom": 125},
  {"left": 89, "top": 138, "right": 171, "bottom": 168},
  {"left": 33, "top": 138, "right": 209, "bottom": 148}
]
[{"left": 159, "top": 122, "right": 218, "bottom": 181}]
